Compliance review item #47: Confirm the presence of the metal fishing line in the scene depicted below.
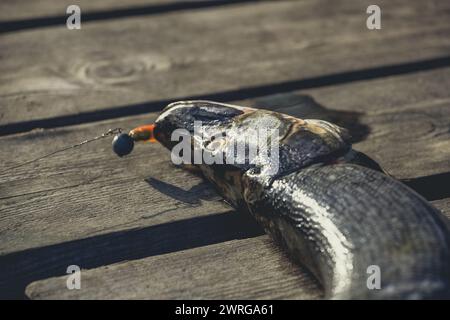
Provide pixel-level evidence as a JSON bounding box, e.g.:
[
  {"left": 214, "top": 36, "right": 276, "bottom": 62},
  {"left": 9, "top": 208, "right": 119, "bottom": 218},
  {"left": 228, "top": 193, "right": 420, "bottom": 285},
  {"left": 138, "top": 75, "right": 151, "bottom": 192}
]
[{"left": 1, "top": 128, "right": 124, "bottom": 173}]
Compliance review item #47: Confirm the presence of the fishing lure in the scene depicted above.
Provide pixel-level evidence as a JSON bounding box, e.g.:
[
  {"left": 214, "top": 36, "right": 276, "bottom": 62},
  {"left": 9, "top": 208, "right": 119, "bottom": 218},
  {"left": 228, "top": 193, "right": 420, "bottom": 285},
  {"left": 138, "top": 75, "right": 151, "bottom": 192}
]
[{"left": 116, "top": 100, "right": 450, "bottom": 299}]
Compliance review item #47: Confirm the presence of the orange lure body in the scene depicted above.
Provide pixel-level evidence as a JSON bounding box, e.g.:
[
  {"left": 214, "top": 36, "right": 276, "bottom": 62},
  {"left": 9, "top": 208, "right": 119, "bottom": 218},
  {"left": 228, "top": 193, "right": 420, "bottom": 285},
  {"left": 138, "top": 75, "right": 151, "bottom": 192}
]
[{"left": 129, "top": 124, "right": 157, "bottom": 143}]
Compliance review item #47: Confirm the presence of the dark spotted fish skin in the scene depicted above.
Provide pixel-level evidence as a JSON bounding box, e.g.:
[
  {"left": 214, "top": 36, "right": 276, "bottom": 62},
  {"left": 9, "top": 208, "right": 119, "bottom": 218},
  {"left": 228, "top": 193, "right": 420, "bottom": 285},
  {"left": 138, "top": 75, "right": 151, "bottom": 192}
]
[
  {"left": 250, "top": 163, "right": 450, "bottom": 299},
  {"left": 151, "top": 100, "right": 450, "bottom": 299}
]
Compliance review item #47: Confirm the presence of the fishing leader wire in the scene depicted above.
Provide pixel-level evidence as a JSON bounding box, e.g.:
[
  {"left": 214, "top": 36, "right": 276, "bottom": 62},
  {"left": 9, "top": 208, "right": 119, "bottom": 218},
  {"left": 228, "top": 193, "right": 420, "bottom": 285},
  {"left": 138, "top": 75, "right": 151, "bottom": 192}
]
[{"left": 1, "top": 128, "right": 132, "bottom": 174}]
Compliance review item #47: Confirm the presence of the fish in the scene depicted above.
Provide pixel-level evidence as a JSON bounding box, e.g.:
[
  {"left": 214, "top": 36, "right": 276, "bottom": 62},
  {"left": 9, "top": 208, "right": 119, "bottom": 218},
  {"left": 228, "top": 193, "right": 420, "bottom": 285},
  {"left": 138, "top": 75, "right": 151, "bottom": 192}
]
[{"left": 127, "top": 100, "right": 450, "bottom": 299}]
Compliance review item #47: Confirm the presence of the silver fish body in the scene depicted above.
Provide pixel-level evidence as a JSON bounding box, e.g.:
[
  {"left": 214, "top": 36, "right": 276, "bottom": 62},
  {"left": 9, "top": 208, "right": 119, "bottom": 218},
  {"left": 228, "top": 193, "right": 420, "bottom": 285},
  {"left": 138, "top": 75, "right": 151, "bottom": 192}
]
[{"left": 152, "top": 100, "right": 450, "bottom": 299}]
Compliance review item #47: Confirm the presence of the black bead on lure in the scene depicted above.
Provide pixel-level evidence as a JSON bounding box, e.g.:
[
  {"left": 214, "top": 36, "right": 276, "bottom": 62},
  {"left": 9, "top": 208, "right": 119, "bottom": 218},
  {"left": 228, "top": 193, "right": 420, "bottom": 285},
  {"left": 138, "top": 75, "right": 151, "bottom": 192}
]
[
  {"left": 123, "top": 100, "right": 450, "bottom": 299},
  {"left": 112, "top": 133, "right": 134, "bottom": 157}
]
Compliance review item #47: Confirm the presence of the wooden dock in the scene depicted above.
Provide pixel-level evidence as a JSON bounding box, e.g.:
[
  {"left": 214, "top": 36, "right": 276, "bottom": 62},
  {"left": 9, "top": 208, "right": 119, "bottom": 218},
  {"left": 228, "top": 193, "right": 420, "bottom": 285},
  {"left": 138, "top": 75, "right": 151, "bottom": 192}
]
[{"left": 1, "top": 0, "right": 449, "bottom": 299}]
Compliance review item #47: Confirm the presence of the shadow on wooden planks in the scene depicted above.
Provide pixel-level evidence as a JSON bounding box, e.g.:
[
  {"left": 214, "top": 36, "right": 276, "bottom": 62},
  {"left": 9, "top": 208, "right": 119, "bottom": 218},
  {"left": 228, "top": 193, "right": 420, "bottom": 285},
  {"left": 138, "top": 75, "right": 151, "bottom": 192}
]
[
  {"left": 403, "top": 172, "right": 450, "bottom": 202},
  {"left": 145, "top": 177, "right": 222, "bottom": 206},
  {"left": 0, "top": 0, "right": 268, "bottom": 34},
  {"left": 1, "top": 55, "right": 450, "bottom": 136},
  {"left": 0, "top": 107, "right": 448, "bottom": 299},
  {"left": 1, "top": 170, "right": 448, "bottom": 299},
  {"left": 0, "top": 210, "right": 264, "bottom": 299}
]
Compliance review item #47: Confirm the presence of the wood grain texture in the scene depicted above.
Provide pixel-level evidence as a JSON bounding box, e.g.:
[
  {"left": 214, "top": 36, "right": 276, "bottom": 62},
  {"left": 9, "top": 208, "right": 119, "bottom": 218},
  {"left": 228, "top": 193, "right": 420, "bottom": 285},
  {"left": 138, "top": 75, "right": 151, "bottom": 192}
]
[
  {"left": 0, "top": 0, "right": 187, "bottom": 21},
  {"left": 25, "top": 236, "right": 322, "bottom": 300},
  {"left": 24, "top": 198, "right": 450, "bottom": 300},
  {"left": 2, "top": 68, "right": 450, "bottom": 254},
  {"left": 24, "top": 188, "right": 450, "bottom": 300},
  {"left": 0, "top": 114, "right": 231, "bottom": 255},
  {"left": 1, "top": 0, "right": 450, "bottom": 125},
  {"left": 1, "top": 66, "right": 450, "bottom": 298}
]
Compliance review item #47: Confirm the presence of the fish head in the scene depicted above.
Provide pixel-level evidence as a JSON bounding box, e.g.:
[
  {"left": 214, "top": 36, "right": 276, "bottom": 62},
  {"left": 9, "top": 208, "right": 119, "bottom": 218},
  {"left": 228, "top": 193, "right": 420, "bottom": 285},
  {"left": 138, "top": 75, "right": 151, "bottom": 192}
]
[
  {"left": 154, "top": 100, "right": 247, "bottom": 149},
  {"left": 154, "top": 100, "right": 351, "bottom": 209}
]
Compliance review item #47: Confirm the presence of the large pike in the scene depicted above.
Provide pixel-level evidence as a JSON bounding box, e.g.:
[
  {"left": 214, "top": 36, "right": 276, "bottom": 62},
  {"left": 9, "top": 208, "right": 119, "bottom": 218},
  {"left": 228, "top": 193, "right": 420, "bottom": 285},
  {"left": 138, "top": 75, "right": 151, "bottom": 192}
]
[{"left": 123, "top": 100, "right": 450, "bottom": 299}]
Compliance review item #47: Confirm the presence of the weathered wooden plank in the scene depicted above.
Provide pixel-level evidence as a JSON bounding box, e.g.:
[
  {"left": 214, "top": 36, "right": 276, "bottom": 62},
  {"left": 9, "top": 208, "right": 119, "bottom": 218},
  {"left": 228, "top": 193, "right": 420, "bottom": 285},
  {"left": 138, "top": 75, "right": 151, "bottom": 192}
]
[
  {"left": 24, "top": 197, "right": 450, "bottom": 300},
  {"left": 1, "top": 67, "right": 450, "bottom": 298},
  {"left": 24, "top": 236, "right": 322, "bottom": 300},
  {"left": 0, "top": 114, "right": 233, "bottom": 255},
  {"left": 22, "top": 193, "right": 450, "bottom": 300},
  {"left": 0, "top": 0, "right": 221, "bottom": 22},
  {"left": 0, "top": 0, "right": 195, "bottom": 21},
  {"left": 0, "top": 1, "right": 270, "bottom": 34},
  {"left": 1, "top": 0, "right": 450, "bottom": 126},
  {"left": 1, "top": 209, "right": 267, "bottom": 298}
]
